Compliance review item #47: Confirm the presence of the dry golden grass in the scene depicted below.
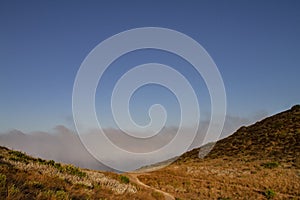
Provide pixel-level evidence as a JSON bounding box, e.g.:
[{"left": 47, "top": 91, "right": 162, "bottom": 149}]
[
  {"left": 139, "top": 157, "right": 300, "bottom": 199},
  {"left": 0, "top": 146, "right": 159, "bottom": 200},
  {"left": 138, "top": 105, "right": 300, "bottom": 200}
]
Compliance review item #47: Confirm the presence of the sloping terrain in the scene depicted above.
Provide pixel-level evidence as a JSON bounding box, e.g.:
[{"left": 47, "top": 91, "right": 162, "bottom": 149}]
[
  {"left": 0, "top": 146, "right": 171, "bottom": 200},
  {"left": 179, "top": 105, "right": 300, "bottom": 164},
  {"left": 138, "top": 105, "right": 300, "bottom": 199}
]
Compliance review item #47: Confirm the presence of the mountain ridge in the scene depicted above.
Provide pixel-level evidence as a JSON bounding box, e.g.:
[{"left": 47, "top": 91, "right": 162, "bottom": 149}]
[{"left": 176, "top": 105, "right": 300, "bottom": 166}]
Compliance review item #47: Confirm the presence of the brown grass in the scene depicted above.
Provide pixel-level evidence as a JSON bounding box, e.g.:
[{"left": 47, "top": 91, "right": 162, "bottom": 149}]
[
  {"left": 0, "top": 146, "right": 158, "bottom": 200},
  {"left": 138, "top": 105, "right": 300, "bottom": 200},
  {"left": 139, "top": 157, "right": 300, "bottom": 199}
]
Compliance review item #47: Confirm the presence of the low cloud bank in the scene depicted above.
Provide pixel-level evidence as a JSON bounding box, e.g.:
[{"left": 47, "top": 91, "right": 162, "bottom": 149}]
[{"left": 0, "top": 113, "right": 267, "bottom": 171}]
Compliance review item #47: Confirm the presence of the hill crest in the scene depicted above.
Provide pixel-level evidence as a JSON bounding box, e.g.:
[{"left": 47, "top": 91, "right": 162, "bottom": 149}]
[{"left": 177, "top": 105, "right": 300, "bottom": 166}]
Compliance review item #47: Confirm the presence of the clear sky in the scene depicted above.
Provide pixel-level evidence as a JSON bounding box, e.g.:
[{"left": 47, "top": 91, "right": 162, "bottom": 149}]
[{"left": 1, "top": 0, "right": 300, "bottom": 133}]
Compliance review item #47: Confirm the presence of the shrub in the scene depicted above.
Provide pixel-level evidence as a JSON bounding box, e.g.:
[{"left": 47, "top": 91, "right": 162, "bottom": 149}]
[
  {"left": 120, "top": 175, "right": 129, "bottom": 184},
  {"left": 151, "top": 191, "right": 164, "bottom": 199},
  {"left": 291, "top": 105, "right": 300, "bottom": 111},
  {"left": 37, "top": 190, "right": 55, "bottom": 199},
  {"left": 264, "top": 189, "right": 275, "bottom": 199},
  {"left": 0, "top": 173, "right": 7, "bottom": 197},
  {"left": 8, "top": 150, "right": 36, "bottom": 164},
  {"left": 37, "top": 158, "right": 46, "bottom": 164},
  {"left": 28, "top": 181, "right": 44, "bottom": 189},
  {"left": 38, "top": 158, "right": 64, "bottom": 172},
  {"left": 9, "top": 150, "right": 26, "bottom": 158},
  {"left": 7, "top": 184, "right": 20, "bottom": 197},
  {"left": 55, "top": 190, "right": 69, "bottom": 200},
  {"left": 0, "top": 173, "right": 6, "bottom": 187},
  {"left": 261, "top": 162, "right": 279, "bottom": 169},
  {"left": 64, "top": 165, "right": 86, "bottom": 178},
  {"left": 46, "top": 160, "right": 55, "bottom": 166},
  {"left": 54, "top": 162, "right": 62, "bottom": 169}
]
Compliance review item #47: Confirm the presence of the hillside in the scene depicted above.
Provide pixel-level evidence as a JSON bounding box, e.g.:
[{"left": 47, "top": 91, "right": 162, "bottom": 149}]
[
  {"left": 138, "top": 105, "right": 300, "bottom": 199},
  {"left": 178, "top": 104, "right": 300, "bottom": 165},
  {"left": 0, "top": 146, "right": 172, "bottom": 200},
  {"left": 0, "top": 105, "right": 299, "bottom": 200}
]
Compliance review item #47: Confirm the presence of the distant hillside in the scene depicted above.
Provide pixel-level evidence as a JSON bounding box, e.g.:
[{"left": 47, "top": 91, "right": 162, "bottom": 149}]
[{"left": 177, "top": 105, "right": 300, "bottom": 166}]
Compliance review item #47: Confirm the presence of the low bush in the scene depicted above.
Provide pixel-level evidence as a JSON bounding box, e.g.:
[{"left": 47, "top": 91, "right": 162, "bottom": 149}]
[
  {"left": 264, "top": 189, "right": 275, "bottom": 199},
  {"left": 120, "top": 175, "right": 129, "bottom": 184},
  {"left": 27, "top": 181, "right": 44, "bottom": 189},
  {"left": 261, "top": 162, "right": 279, "bottom": 169},
  {"left": 151, "top": 191, "right": 164, "bottom": 199},
  {"left": 7, "top": 184, "right": 20, "bottom": 197},
  {"left": 55, "top": 190, "right": 69, "bottom": 200},
  {"left": 64, "top": 165, "right": 86, "bottom": 178},
  {"left": 0, "top": 173, "right": 7, "bottom": 197},
  {"left": 9, "top": 150, "right": 36, "bottom": 163}
]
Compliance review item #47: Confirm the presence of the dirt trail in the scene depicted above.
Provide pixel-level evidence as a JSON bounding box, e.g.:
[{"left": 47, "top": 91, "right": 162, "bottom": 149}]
[{"left": 126, "top": 173, "right": 175, "bottom": 200}]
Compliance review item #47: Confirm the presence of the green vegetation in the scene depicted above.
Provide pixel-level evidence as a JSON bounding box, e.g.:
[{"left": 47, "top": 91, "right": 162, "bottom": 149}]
[
  {"left": 9, "top": 150, "right": 29, "bottom": 158},
  {"left": 47, "top": 159, "right": 55, "bottom": 166},
  {"left": 151, "top": 191, "right": 164, "bottom": 199},
  {"left": 55, "top": 190, "right": 69, "bottom": 200},
  {"left": 64, "top": 165, "right": 86, "bottom": 177},
  {"left": 9, "top": 150, "right": 36, "bottom": 164},
  {"left": 261, "top": 162, "right": 280, "bottom": 169},
  {"left": 27, "top": 181, "right": 44, "bottom": 189},
  {"left": 0, "top": 173, "right": 7, "bottom": 197},
  {"left": 0, "top": 173, "right": 6, "bottom": 187},
  {"left": 7, "top": 184, "right": 20, "bottom": 197},
  {"left": 264, "top": 189, "right": 276, "bottom": 199},
  {"left": 38, "top": 158, "right": 86, "bottom": 178},
  {"left": 120, "top": 175, "right": 130, "bottom": 184}
]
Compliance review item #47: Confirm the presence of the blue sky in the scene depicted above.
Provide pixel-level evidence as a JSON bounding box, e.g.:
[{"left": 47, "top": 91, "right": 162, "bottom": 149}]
[{"left": 1, "top": 0, "right": 300, "bottom": 133}]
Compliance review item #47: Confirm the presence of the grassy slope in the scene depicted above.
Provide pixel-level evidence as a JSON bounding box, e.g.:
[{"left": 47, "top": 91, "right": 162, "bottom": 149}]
[
  {"left": 138, "top": 105, "right": 300, "bottom": 200},
  {"left": 0, "top": 146, "right": 162, "bottom": 200}
]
